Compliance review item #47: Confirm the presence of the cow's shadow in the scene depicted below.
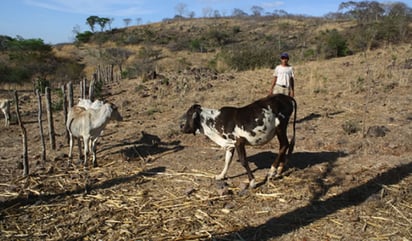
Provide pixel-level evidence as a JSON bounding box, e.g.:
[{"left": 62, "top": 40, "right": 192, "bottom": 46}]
[
  {"left": 113, "top": 131, "right": 184, "bottom": 162},
  {"left": 248, "top": 150, "right": 347, "bottom": 171}
]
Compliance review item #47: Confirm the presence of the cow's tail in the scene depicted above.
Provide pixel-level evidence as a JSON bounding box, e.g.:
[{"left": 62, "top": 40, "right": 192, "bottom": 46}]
[{"left": 288, "top": 97, "right": 297, "bottom": 156}]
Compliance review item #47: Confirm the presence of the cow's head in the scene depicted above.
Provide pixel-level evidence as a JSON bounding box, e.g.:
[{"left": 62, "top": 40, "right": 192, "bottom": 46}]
[
  {"left": 108, "top": 102, "right": 123, "bottom": 122},
  {"left": 180, "top": 104, "right": 201, "bottom": 135}
]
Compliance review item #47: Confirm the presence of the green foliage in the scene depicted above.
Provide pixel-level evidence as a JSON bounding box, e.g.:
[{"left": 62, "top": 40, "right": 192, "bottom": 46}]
[
  {"left": 207, "top": 29, "right": 230, "bottom": 46},
  {"left": 190, "top": 39, "right": 204, "bottom": 52},
  {"left": 86, "top": 16, "right": 99, "bottom": 32},
  {"left": 220, "top": 44, "right": 277, "bottom": 71},
  {"left": 340, "top": 1, "right": 411, "bottom": 51},
  {"left": 317, "top": 29, "right": 349, "bottom": 59},
  {"left": 75, "top": 31, "right": 93, "bottom": 43},
  {"left": 52, "top": 88, "right": 63, "bottom": 111},
  {"left": 0, "top": 36, "right": 57, "bottom": 84},
  {"left": 34, "top": 78, "right": 50, "bottom": 93},
  {"left": 232, "top": 26, "right": 241, "bottom": 34},
  {"left": 0, "top": 65, "right": 30, "bottom": 85}
]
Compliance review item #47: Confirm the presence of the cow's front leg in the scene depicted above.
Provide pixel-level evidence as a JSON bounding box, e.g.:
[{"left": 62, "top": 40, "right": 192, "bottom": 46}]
[
  {"left": 215, "top": 147, "right": 234, "bottom": 180},
  {"left": 83, "top": 136, "right": 90, "bottom": 168},
  {"left": 68, "top": 133, "right": 74, "bottom": 166},
  {"left": 236, "top": 138, "right": 256, "bottom": 188}
]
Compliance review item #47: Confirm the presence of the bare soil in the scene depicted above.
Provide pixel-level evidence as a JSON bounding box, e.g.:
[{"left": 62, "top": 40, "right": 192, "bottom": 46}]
[{"left": 0, "top": 45, "right": 411, "bottom": 241}]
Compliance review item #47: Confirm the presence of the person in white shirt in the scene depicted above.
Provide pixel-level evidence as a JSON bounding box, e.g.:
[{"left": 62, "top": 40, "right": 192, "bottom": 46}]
[{"left": 269, "top": 52, "right": 295, "bottom": 97}]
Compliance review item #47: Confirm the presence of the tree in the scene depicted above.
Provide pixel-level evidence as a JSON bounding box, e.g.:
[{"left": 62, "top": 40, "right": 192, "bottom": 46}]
[
  {"left": 97, "top": 17, "right": 110, "bottom": 31},
  {"left": 202, "top": 7, "right": 213, "bottom": 18},
  {"left": 102, "top": 48, "right": 132, "bottom": 74},
  {"left": 213, "top": 10, "right": 221, "bottom": 18},
  {"left": 107, "top": 18, "right": 114, "bottom": 30},
  {"left": 75, "top": 31, "right": 93, "bottom": 43},
  {"left": 318, "top": 29, "right": 349, "bottom": 58},
  {"left": 0, "top": 37, "right": 58, "bottom": 85},
  {"left": 339, "top": 1, "right": 384, "bottom": 24},
  {"left": 232, "top": 8, "right": 248, "bottom": 17},
  {"left": 175, "top": 3, "right": 187, "bottom": 17},
  {"left": 86, "top": 16, "right": 99, "bottom": 32},
  {"left": 188, "top": 11, "right": 195, "bottom": 18},
  {"left": 379, "top": 2, "right": 411, "bottom": 43},
  {"left": 251, "top": 6, "right": 264, "bottom": 16},
  {"left": 123, "top": 18, "right": 132, "bottom": 27}
]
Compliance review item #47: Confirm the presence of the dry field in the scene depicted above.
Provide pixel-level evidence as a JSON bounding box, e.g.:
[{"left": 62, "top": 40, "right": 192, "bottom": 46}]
[{"left": 0, "top": 44, "right": 411, "bottom": 240}]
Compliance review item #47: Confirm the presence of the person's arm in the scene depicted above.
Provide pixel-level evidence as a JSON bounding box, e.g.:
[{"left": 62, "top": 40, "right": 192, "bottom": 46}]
[
  {"left": 269, "top": 76, "right": 277, "bottom": 95},
  {"left": 289, "top": 77, "right": 295, "bottom": 97}
]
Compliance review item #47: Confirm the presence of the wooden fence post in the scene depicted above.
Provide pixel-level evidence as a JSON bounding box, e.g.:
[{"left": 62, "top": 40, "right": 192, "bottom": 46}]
[
  {"left": 61, "top": 84, "right": 69, "bottom": 144},
  {"left": 89, "top": 75, "right": 95, "bottom": 101},
  {"left": 45, "top": 87, "right": 56, "bottom": 150},
  {"left": 36, "top": 89, "right": 46, "bottom": 162},
  {"left": 14, "top": 91, "right": 29, "bottom": 176},
  {"left": 67, "top": 81, "right": 73, "bottom": 108}
]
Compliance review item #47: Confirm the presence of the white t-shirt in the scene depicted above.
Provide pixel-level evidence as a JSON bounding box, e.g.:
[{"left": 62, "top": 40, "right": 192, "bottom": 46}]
[{"left": 273, "top": 65, "right": 294, "bottom": 87}]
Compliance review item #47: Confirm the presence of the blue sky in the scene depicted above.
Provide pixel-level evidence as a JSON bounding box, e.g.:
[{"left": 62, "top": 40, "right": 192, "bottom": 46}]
[{"left": 0, "top": 0, "right": 398, "bottom": 44}]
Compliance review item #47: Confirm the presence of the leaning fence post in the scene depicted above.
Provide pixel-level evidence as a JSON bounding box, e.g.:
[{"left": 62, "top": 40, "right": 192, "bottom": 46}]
[
  {"left": 45, "top": 87, "right": 56, "bottom": 150},
  {"left": 14, "top": 91, "right": 29, "bottom": 176},
  {"left": 36, "top": 89, "right": 46, "bottom": 162}
]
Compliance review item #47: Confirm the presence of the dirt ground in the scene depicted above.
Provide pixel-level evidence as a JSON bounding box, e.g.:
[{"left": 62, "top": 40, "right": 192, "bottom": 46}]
[{"left": 0, "top": 45, "right": 411, "bottom": 241}]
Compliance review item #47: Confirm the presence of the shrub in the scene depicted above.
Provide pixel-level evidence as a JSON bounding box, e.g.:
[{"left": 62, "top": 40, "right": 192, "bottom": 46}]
[
  {"left": 75, "top": 31, "right": 93, "bottom": 43},
  {"left": 342, "top": 120, "right": 361, "bottom": 135}
]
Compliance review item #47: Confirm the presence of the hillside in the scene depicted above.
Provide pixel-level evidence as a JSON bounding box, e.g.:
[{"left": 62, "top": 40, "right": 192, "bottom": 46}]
[
  {"left": 51, "top": 16, "right": 382, "bottom": 80},
  {"left": 0, "top": 29, "right": 411, "bottom": 241}
]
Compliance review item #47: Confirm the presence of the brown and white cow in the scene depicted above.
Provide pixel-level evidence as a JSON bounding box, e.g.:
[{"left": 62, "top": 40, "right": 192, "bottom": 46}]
[{"left": 181, "top": 94, "right": 297, "bottom": 188}]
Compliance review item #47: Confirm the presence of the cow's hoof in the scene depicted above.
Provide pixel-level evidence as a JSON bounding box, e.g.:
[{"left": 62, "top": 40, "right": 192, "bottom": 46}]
[
  {"left": 215, "top": 174, "right": 225, "bottom": 180},
  {"left": 249, "top": 179, "right": 257, "bottom": 189}
]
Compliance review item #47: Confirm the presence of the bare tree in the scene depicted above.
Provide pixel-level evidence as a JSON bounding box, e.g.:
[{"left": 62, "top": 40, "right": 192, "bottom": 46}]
[
  {"left": 123, "top": 18, "right": 132, "bottom": 27},
  {"left": 175, "top": 3, "right": 188, "bottom": 17},
  {"left": 213, "top": 10, "right": 221, "bottom": 18},
  {"left": 188, "top": 11, "right": 195, "bottom": 18},
  {"left": 107, "top": 18, "right": 114, "bottom": 30},
  {"left": 251, "top": 6, "right": 264, "bottom": 16},
  {"left": 232, "top": 8, "right": 248, "bottom": 17},
  {"left": 202, "top": 7, "right": 213, "bottom": 18}
]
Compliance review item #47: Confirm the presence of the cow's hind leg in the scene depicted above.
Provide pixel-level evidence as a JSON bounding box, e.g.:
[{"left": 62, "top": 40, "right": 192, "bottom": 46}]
[
  {"left": 216, "top": 147, "right": 234, "bottom": 180},
  {"left": 68, "top": 133, "right": 74, "bottom": 166},
  {"left": 91, "top": 138, "right": 98, "bottom": 167},
  {"left": 267, "top": 127, "right": 289, "bottom": 180},
  {"left": 236, "top": 138, "right": 256, "bottom": 188}
]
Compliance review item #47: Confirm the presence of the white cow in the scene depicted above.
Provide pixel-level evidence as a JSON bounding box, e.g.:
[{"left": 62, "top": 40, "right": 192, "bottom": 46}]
[
  {"left": 0, "top": 99, "right": 11, "bottom": 127},
  {"left": 67, "top": 99, "right": 123, "bottom": 167}
]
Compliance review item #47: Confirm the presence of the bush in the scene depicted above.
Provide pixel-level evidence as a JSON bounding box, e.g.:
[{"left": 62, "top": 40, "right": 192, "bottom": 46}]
[
  {"left": 220, "top": 44, "right": 277, "bottom": 71},
  {"left": 75, "top": 31, "right": 93, "bottom": 43},
  {"left": 34, "top": 78, "right": 50, "bottom": 93},
  {"left": 317, "top": 29, "right": 349, "bottom": 59},
  {"left": 342, "top": 120, "right": 361, "bottom": 135}
]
